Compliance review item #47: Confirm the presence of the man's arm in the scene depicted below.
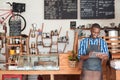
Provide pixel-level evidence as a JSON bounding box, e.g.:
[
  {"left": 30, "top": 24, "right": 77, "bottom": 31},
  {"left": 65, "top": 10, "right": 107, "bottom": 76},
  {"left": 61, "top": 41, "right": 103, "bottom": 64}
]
[
  {"left": 78, "top": 38, "right": 89, "bottom": 61},
  {"left": 78, "top": 38, "right": 89, "bottom": 69},
  {"left": 96, "top": 39, "right": 109, "bottom": 60}
]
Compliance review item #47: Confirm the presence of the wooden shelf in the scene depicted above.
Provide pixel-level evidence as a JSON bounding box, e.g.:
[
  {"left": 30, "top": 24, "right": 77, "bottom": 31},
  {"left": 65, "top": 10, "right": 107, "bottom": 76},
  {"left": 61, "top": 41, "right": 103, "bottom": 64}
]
[
  {"left": 51, "top": 42, "right": 58, "bottom": 44},
  {"left": 103, "top": 36, "right": 120, "bottom": 59},
  {"left": 58, "top": 41, "right": 68, "bottom": 43},
  {"left": 6, "top": 62, "right": 17, "bottom": 65},
  {"left": 72, "top": 27, "right": 120, "bottom": 30},
  {"left": 78, "top": 36, "right": 86, "bottom": 39},
  {"left": 108, "top": 45, "right": 120, "bottom": 48},
  {"left": 43, "top": 45, "right": 52, "bottom": 47},
  {"left": 7, "top": 36, "right": 22, "bottom": 38},
  {"left": 6, "top": 35, "right": 29, "bottom": 70},
  {"left": 7, "top": 44, "right": 21, "bottom": 47},
  {"left": 111, "top": 53, "right": 120, "bottom": 59},
  {"left": 0, "top": 60, "right": 6, "bottom": 63},
  {"left": 42, "top": 37, "right": 52, "bottom": 39},
  {"left": 51, "top": 35, "right": 59, "bottom": 36},
  {"left": 18, "top": 53, "right": 59, "bottom": 56}
]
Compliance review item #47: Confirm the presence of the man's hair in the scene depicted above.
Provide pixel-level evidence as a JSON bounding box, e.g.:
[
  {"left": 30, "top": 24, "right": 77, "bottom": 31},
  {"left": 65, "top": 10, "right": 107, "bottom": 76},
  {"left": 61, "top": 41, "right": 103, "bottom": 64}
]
[{"left": 91, "top": 23, "right": 101, "bottom": 29}]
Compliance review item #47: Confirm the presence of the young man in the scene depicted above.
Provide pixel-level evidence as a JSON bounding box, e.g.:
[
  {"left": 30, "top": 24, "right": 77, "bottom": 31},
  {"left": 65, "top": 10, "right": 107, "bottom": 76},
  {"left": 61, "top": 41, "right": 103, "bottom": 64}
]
[{"left": 78, "top": 23, "right": 109, "bottom": 80}]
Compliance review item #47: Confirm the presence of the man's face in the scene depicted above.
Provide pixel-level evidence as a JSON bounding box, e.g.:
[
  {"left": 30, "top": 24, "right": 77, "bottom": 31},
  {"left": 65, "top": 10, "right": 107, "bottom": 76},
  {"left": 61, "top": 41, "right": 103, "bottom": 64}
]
[{"left": 91, "top": 27, "right": 100, "bottom": 38}]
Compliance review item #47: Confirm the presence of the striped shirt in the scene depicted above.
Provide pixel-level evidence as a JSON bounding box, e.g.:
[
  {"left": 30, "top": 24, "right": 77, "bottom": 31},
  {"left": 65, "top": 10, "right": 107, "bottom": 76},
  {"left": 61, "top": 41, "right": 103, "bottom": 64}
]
[{"left": 78, "top": 37, "right": 109, "bottom": 59}]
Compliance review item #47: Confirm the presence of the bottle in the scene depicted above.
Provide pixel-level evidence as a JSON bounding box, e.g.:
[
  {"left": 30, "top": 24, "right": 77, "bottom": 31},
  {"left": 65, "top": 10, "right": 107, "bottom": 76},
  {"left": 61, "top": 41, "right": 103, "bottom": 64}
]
[
  {"left": 54, "top": 29, "right": 58, "bottom": 35},
  {"left": 15, "top": 38, "right": 20, "bottom": 44},
  {"left": 31, "top": 31, "right": 35, "bottom": 38},
  {"left": 10, "top": 47, "right": 15, "bottom": 55},
  {"left": 31, "top": 23, "right": 37, "bottom": 38},
  {"left": 32, "top": 48, "right": 36, "bottom": 54},
  {"left": 0, "top": 38, "right": 3, "bottom": 49},
  {"left": 31, "top": 42, "right": 35, "bottom": 48},
  {"left": 16, "top": 47, "right": 20, "bottom": 54}
]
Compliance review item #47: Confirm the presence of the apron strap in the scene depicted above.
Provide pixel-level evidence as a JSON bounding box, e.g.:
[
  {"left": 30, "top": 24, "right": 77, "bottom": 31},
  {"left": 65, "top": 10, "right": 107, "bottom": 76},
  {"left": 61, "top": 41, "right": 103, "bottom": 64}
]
[
  {"left": 98, "top": 38, "right": 100, "bottom": 50},
  {"left": 88, "top": 38, "right": 100, "bottom": 50},
  {"left": 88, "top": 38, "right": 90, "bottom": 49}
]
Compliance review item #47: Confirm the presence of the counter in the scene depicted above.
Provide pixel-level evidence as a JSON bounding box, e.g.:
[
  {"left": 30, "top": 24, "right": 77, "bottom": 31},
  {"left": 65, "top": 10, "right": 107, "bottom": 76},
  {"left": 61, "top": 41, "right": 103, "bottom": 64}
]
[
  {"left": 0, "top": 53, "right": 81, "bottom": 80},
  {"left": 110, "top": 67, "right": 120, "bottom": 80}
]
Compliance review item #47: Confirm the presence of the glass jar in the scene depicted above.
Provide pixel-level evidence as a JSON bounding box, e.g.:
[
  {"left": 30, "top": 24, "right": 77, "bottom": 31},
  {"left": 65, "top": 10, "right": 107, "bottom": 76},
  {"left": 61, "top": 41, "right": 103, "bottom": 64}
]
[
  {"left": 15, "top": 38, "right": 20, "bottom": 44},
  {"left": 32, "top": 48, "right": 36, "bottom": 54},
  {"left": 31, "top": 23, "right": 37, "bottom": 38},
  {"left": 31, "top": 42, "right": 35, "bottom": 48},
  {"left": 10, "top": 49, "right": 15, "bottom": 55},
  {"left": 16, "top": 47, "right": 20, "bottom": 54},
  {"left": 31, "top": 31, "right": 35, "bottom": 38}
]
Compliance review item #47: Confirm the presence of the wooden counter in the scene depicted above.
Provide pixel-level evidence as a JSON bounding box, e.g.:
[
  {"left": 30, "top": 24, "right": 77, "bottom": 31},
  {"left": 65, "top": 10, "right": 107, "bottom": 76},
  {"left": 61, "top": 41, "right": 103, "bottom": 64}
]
[
  {"left": 115, "top": 70, "right": 120, "bottom": 80},
  {"left": 110, "top": 68, "right": 120, "bottom": 80},
  {"left": 0, "top": 53, "right": 81, "bottom": 80}
]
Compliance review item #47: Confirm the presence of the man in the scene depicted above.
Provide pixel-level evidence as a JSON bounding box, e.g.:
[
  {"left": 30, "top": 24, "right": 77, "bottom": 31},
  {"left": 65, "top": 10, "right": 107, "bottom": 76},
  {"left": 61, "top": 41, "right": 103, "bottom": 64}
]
[{"left": 78, "top": 23, "right": 109, "bottom": 80}]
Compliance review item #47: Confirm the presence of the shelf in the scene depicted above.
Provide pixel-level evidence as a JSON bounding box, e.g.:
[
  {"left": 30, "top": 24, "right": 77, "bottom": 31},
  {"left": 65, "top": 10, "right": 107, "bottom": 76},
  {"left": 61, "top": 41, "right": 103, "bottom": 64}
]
[
  {"left": 78, "top": 36, "right": 86, "bottom": 39},
  {"left": 6, "top": 62, "right": 17, "bottom": 65},
  {"left": 22, "top": 52, "right": 28, "bottom": 54},
  {"left": 7, "top": 44, "right": 21, "bottom": 47},
  {"left": 58, "top": 41, "right": 68, "bottom": 43},
  {"left": 18, "top": 53, "right": 59, "bottom": 56},
  {"left": 7, "top": 36, "right": 22, "bottom": 38},
  {"left": 6, "top": 35, "right": 29, "bottom": 69},
  {"left": 52, "top": 42, "right": 58, "bottom": 45},
  {"left": 103, "top": 36, "right": 120, "bottom": 60},
  {"left": 0, "top": 36, "right": 6, "bottom": 38},
  {"left": 43, "top": 45, "right": 51, "bottom": 47},
  {"left": 0, "top": 60, "right": 6, "bottom": 63},
  {"left": 49, "top": 52, "right": 58, "bottom": 54},
  {"left": 72, "top": 27, "right": 120, "bottom": 30},
  {"left": 51, "top": 35, "right": 59, "bottom": 36},
  {"left": 43, "top": 43, "right": 52, "bottom": 47},
  {"left": 103, "top": 36, "right": 120, "bottom": 38},
  {"left": 37, "top": 44, "right": 43, "bottom": 46},
  {"left": 42, "top": 37, "right": 52, "bottom": 39},
  {"left": 104, "top": 27, "right": 120, "bottom": 31},
  {"left": 111, "top": 53, "right": 120, "bottom": 59},
  {"left": 108, "top": 45, "right": 120, "bottom": 48}
]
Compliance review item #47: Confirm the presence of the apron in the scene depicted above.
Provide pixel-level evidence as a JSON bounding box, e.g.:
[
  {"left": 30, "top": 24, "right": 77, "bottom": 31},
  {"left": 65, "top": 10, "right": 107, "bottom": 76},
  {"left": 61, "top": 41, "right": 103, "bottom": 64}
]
[{"left": 81, "top": 38, "right": 102, "bottom": 80}]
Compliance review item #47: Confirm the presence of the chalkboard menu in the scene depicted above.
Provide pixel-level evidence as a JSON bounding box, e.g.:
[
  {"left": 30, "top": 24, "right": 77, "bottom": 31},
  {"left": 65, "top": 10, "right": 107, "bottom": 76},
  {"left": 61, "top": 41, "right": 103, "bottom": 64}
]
[
  {"left": 44, "top": 0, "right": 77, "bottom": 19},
  {"left": 80, "top": 0, "right": 115, "bottom": 19},
  {"left": 9, "top": 20, "right": 21, "bottom": 36}
]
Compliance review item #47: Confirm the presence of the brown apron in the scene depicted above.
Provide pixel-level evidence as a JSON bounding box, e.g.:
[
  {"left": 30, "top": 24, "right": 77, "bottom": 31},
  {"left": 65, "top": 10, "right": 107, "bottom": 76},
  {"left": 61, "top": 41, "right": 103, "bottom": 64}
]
[{"left": 81, "top": 38, "right": 102, "bottom": 80}]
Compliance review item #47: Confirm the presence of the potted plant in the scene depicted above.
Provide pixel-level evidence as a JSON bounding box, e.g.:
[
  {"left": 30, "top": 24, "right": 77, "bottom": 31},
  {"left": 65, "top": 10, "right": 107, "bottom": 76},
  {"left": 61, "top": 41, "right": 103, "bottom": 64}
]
[{"left": 68, "top": 50, "right": 79, "bottom": 67}]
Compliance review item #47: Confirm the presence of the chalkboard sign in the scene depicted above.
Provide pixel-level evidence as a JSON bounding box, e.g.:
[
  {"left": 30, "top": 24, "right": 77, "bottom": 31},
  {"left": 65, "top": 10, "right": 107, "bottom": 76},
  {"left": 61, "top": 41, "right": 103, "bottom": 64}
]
[
  {"left": 44, "top": 0, "right": 77, "bottom": 19},
  {"left": 9, "top": 20, "right": 21, "bottom": 36},
  {"left": 80, "top": 0, "right": 115, "bottom": 19},
  {"left": 70, "top": 21, "right": 76, "bottom": 29}
]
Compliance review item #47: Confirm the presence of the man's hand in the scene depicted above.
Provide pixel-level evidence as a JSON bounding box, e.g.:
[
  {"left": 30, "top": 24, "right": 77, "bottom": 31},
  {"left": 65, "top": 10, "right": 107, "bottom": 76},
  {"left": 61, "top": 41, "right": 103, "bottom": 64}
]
[
  {"left": 80, "top": 54, "right": 89, "bottom": 60},
  {"left": 96, "top": 53, "right": 108, "bottom": 60},
  {"left": 89, "top": 51, "right": 94, "bottom": 57}
]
